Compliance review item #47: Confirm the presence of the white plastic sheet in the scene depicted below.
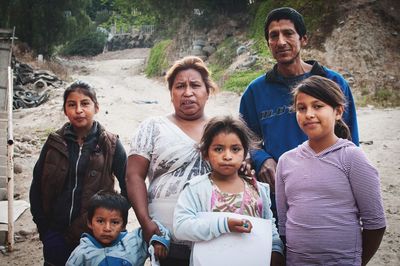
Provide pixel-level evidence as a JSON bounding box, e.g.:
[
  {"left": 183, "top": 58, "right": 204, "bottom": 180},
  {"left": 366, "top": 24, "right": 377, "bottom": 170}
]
[
  {"left": 0, "top": 200, "right": 30, "bottom": 223},
  {"left": 192, "top": 212, "right": 272, "bottom": 266}
]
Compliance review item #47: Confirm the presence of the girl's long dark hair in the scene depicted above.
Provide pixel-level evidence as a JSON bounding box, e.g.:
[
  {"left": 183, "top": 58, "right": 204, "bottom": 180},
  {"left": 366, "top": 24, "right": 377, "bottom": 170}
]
[
  {"left": 63, "top": 80, "right": 98, "bottom": 112},
  {"left": 199, "top": 115, "right": 260, "bottom": 159},
  {"left": 293, "top": 76, "right": 351, "bottom": 140}
]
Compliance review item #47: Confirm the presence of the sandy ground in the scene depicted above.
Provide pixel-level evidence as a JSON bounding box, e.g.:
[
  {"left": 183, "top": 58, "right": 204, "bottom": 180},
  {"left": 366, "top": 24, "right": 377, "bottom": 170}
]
[{"left": 1, "top": 48, "right": 399, "bottom": 265}]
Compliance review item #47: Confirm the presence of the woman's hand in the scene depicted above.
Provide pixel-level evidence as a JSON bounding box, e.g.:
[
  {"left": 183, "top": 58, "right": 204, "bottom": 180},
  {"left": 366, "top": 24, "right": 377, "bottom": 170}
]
[
  {"left": 143, "top": 220, "right": 161, "bottom": 244},
  {"left": 227, "top": 218, "right": 252, "bottom": 233}
]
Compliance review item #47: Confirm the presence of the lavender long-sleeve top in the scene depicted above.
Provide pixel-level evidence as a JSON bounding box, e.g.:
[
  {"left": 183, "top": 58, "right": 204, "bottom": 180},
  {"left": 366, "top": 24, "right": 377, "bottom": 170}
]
[{"left": 276, "top": 138, "right": 386, "bottom": 265}]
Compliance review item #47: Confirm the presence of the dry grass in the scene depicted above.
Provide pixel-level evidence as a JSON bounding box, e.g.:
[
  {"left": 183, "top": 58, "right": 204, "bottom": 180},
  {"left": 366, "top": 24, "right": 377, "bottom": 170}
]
[{"left": 12, "top": 42, "right": 70, "bottom": 81}]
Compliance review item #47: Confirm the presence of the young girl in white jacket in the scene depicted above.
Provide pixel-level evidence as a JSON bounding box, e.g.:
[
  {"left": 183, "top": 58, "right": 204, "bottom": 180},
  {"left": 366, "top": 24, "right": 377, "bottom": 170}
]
[{"left": 173, "top": 115, "right": 284, "bottom": 266}]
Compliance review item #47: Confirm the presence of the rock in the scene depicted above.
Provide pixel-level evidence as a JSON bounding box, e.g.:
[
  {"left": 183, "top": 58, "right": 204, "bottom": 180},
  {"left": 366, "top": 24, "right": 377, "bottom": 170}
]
[
  {"left": 192, "top": 45, "right": 203, "bottom": 50},
  {"left": 19, "top": 144, "right": 32, "bottom": 154},
  {"left": 240, "top": 56, "right": 257, "bottom": 68},
  {"left": 202, "top": 45, "right": 216, "bottom": 56},
  {"left": 107, "top": 32, "right": 154, "bottom": 51},
  {"left": 393, "top": 81, "right": 400, "bottom": 90},
  {"left": 22, "top": 135, "right": 32, "bottom": 142},
  {"left": 192, "top": 39, "right": 206, "bottom": 47},
  {"left": 14, "top": 144, "right": 21, "bottom": 153},
  {"left": 0, "top": 188, "right": 7, "bottom": 200},
  {"left": 236, "top": 45, "right": 247, "bottom": 56},
  {"left": 14, "top": 163, "right": 23, "bottom": 174},
  {"left": 227, "top": 19, "right": 238, "bottom": 28},
  {"left": 347, "top": 77, "right": 355, "bottom": 84},
  {"left": 192, "top": 48, "right": 205, "bottom": 56}
]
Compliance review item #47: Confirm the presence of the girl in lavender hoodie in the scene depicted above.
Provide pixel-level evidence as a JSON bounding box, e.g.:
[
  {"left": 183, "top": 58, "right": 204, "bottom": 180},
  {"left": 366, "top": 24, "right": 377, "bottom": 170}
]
[{"left": 276, "top": 76, "right": 386, "bottom": 266}]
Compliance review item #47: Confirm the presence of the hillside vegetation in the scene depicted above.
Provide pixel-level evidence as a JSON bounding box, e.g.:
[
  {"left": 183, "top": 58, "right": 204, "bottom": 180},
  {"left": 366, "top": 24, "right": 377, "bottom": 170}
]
[
  {"left": 2, "top": 0, "right": 398, "bottom": 106},
  {"left": 145, "top": 0, "right": 400, "bottom": 107}
]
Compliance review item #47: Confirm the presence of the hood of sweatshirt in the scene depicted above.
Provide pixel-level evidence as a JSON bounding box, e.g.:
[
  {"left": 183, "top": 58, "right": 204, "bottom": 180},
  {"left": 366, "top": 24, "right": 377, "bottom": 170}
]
[
  {"left": 81, "top": 231, "right": 128, "bottom": 248},
  {"left": 296, "top": 138, "right": 356, "bottom": 159}
]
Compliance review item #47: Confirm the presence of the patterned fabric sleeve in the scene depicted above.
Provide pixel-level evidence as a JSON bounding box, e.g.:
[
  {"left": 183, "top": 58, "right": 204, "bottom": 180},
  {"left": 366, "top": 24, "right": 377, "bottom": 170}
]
[{"left": 128, "top": 117, "right": 156, "bottom": 160}]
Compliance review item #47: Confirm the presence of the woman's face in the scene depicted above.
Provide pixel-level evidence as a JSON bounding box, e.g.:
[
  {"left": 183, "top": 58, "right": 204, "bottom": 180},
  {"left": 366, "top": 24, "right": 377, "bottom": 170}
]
[{"left": 170, "top": 68, "right": 209, "bottom": 120}]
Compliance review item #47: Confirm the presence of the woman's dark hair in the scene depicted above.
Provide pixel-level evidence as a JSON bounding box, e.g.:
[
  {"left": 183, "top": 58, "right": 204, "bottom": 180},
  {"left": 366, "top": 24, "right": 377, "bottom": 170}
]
[
  {"left": 199, "top": 115, "right": 260, "bottom": 159},
  {"left": 292, "top": 76, "right": 351, "bottom": 140},
  {"left": 165, "top": 56, "right": 218, "bottom": 94},
  {"left": 87, "top": 190, "right": 130, "bottom": 227},
  {"left": 63, "top": 80, "right": 98, "bottom": 112},
  {"left": 264, "top": 7, "right": 306, "bottom": 41}
]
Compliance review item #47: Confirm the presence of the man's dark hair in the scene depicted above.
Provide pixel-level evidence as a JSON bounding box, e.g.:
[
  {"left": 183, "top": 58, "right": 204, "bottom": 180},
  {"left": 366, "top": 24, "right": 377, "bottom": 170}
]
[
  {"left": 87, "top": 190, "right": 130, "bottom": 227},
  {"left": 264, "top": 7, "right": 307, "bottom": 41}
]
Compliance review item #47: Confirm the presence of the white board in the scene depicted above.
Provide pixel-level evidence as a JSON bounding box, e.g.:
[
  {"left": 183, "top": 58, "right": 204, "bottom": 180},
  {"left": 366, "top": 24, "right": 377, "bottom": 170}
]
[{"left": 192, "top": 212, "right": 272, "bottom": 266}]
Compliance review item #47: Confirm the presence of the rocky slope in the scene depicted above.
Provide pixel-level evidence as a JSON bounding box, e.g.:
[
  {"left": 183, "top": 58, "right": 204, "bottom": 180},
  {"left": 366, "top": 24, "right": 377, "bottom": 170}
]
[{"left": 167, "top": 0, "right": 400, "bottom": 106}]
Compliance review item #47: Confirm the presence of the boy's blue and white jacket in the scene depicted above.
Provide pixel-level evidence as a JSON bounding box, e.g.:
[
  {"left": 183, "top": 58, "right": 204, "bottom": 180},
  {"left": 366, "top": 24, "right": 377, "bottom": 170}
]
[
  {"left": 66, "top": 222, "right": 170, "bottom": 266},
  {"left": 173, "top": 174, "right": 283, "bottom": 254}
]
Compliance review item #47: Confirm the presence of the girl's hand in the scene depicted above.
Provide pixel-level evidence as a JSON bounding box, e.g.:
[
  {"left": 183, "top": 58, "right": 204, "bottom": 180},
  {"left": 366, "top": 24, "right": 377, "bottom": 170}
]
[
  {"left": 227, "top": 218, "right": 252, "bottom": 233},
  {"left": 153, "top": 242, "right": 168, "bottom": 260}
]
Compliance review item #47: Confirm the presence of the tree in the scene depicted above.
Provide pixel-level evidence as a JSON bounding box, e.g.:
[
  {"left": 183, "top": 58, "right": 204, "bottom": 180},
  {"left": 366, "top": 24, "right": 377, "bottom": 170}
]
[{"left": 1, "top": 0, "right": 92, "bottom": 56}]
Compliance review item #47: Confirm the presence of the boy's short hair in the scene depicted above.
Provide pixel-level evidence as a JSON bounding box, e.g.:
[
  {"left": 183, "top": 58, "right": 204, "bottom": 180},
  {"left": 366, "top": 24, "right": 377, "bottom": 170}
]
[
  {"left": 87, "top": 190, "right": 130, "bottom": 227},
  {"left": 264, "top": 7, "right": 307, "bottom": 41}
]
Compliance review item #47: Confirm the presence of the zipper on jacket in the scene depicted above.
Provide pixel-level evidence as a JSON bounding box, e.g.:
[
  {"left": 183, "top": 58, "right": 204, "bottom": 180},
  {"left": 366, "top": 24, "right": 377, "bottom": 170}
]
[{"left": 69, "top": 145, "right": 82, "bottom": 225}]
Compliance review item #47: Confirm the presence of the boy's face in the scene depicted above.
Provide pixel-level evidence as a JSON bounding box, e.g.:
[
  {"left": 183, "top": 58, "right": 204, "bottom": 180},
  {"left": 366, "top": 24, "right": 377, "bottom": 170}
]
[{"left": 88, "top": 207, "right": 125, "bottom": 246}]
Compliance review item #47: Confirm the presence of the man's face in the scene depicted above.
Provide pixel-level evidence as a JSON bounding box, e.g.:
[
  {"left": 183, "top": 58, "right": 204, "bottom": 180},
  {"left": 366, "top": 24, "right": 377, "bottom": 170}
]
[{"left": 267, "top": 19, "right": 307, "bottom": 65}]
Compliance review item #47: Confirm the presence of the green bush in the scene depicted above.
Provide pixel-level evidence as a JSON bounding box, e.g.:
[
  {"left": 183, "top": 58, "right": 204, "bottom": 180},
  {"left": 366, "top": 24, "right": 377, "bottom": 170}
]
[
  {"left": 373, "top": 88, "right": 400, "bottom": 107},
  {"left": 61, "top": 31, "right": 107, "bottom": 56},
  {"left": 249, "top": 1, "right": 273, "bottom": 56},
  {"left": 145, "top": 40, "right": 172, "bottom": 77},
  {"left": 211, "top": 37, "right": 237, "bottom": 68},
  {"left": 223, "top": 70, "right": 265, "bottom": 93}
]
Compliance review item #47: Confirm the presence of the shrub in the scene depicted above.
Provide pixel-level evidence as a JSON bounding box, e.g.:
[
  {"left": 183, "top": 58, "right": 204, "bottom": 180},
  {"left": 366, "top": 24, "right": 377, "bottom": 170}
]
[
  {"left": 145, "top": 40, "right": 172, "bottom": 77},
  {"left": 211, "top": 37, "right": 237, "bottom": 68},
  {"left": 223, "top": 70, "right": 265, "bottom": 93},
  {"left": 61, "top": 31, "right": 107, "bottom": 56}
]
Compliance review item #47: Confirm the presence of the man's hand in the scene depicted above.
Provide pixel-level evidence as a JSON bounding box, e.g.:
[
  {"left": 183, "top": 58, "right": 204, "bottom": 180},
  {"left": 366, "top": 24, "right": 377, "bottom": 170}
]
[
  {"left": 258, "top": 158, "right": 277, "bottom": 191},
  {"left": 239, "top": 159, "right": 255, "bottom": 177},
  {"left": 270, "top": 251, "right": 285, "bottom": 266}
]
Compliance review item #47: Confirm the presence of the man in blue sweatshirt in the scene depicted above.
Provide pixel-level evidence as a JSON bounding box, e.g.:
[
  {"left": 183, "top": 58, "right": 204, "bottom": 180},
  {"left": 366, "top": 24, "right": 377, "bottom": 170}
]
[{"left": 239, "top": 7, "right": 359, "bottom": 219}]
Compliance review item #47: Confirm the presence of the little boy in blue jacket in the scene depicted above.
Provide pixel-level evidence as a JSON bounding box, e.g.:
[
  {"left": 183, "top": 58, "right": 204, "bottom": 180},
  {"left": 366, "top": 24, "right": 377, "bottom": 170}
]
[{"left": 66, "top": 190, "right": 170, "bottom": 266}]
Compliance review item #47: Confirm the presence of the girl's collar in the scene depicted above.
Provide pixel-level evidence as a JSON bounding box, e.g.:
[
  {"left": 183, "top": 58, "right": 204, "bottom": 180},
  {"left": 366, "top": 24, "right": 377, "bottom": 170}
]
[{"left": 64, "top": 121, "right": 98, "bottom": 141}]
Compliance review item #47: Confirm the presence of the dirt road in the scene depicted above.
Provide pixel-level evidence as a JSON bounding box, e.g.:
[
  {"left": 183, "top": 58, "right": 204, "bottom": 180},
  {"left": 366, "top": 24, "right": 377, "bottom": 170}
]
[{"left": 2, "top": 49, "right": 399, "bottom": 265}]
